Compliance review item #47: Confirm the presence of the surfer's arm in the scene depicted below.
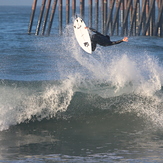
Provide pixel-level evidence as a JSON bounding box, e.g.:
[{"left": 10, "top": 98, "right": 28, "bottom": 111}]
[
  {"left": 111, "top": 40, "right": 123, "bottom": 45},
  {"left": 111, "top": 37, "right": 128, "bottom": 45}
]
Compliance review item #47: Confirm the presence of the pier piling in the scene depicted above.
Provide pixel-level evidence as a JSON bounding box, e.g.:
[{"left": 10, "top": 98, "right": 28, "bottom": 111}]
[
  {"left": 47, "top": 0, "right": 58, "bottom": 35},
  {"left": 28, "top": 0, "right": 37, "bottom": 34},
  {"left": 105, "top": 0, "right": 115, "bottom": 35},
  {"left": 41, "top": 0, "right": 51, "bottom": 35},
  {"left": 35, "top": 0, "right": 46, "bottom": 35},
  {"left": 142, "top": 0, "right": 155, "bottom": 36},
  {"left": 66, "top": 0, "right": 70, "bottom": 24},
  {"left": 80, "top": 0, "right": 85, "bottom": 19},
  {"left": 72, "top": 0, "right": 76, "bottom": 18},
  {"left": 89, "top": 0, "right": 93, "bottom": 27},
  {"left": 59, "top": 0, "right": 62, "bottom": 35},
  {"left": 154, "top": 0, "right": 163, "bottom": 36},
  {"left": 95, "top": 0, "right": 99, "bottom": 30}
]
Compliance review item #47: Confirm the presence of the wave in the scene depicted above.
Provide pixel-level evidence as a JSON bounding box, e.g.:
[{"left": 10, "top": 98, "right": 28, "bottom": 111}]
[
  {"left": 1, "top": 25, "right": 163, "bottom": 131},
  {"left": 0, "top": 76, "right": 163, "bottom": 131}
]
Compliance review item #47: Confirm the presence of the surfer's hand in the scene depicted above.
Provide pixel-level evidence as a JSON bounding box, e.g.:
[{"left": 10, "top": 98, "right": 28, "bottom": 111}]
[
  {"left": 85, "top": 27, "right": 89, "bottom": 29},
  {"left": 123, "top": 37, "right": 128, "bottom": 42}
]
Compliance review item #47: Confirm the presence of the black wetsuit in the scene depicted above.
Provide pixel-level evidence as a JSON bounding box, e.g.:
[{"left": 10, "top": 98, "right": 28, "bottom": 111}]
[{"left": 89, "top": 28, "right": 124, "bottom": 51}]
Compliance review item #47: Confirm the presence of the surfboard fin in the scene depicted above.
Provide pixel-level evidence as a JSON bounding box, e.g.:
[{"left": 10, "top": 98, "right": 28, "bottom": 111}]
[{"left": 84, "top": 42, "right": 89, "bottom": 47}]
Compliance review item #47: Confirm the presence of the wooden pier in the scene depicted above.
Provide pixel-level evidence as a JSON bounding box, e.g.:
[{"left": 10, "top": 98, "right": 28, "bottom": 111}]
[{"left": 28, "top": 0, "right": 163, "bottom": 37}]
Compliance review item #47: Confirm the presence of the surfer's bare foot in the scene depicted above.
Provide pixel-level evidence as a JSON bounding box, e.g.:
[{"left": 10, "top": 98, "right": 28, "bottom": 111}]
[{"left": 123, "top": 37, "right": 128, "bottom": 42}]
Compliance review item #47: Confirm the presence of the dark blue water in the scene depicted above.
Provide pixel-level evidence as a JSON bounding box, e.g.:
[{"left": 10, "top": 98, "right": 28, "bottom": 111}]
[{"left": 1, "top": 6, "right": 163, "bottom": 162}]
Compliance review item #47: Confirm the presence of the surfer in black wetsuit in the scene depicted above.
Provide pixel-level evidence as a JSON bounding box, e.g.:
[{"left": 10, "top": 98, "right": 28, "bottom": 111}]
[{"left": 85, "top": 27, "right": 128, "bottom": 51}]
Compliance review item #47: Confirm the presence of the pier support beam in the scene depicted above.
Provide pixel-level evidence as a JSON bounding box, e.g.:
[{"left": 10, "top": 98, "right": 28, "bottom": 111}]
[
  {"left": 72, "top": 0, "right": 76, "bottom": 18},
  {"left": 35, "top": 0, "right": 46, "bottom": 35},
  {"left": 66, "top": 0, "right": 70, "bottom": 24},
  {"left": 28, "top": 0, "right": 38, "bottom": 34},
  {"left": 105, "top": 0, "right": 115, "bottom": 35},
  {"left": 137, "top": 0, "right": 147, "bottom": 36},
  {"left": 41, "top": 0, "right": 52, "bottom": 35},
  {"left": 89, "top": 0, "right": 93, "bottom": 28},
  {"left": 47, "top": 0, "right": 58, "bottom": 35},
  {"left": 95, "top": 0, "right": 99, "bottom": 30},
  {"left": 122, "top": 0, "right": 132, "bottom": 36},
  {"left": 142, "top": 0, "right": 155, "bottom": 36},
  {"left": 80, "top": 0, "right": 85, "bottom": 18},
  {"left": 59, "top": 0, "right": 62, "bottom": 35},
  {"left": 129, "top": 0, "right": 138, "bottom": 36},
  {"left": 154, "top": 0, "right": 163, "bottom": 36},
  {"left": 111, "top": 0, "right": 121, "bottom": 35}
]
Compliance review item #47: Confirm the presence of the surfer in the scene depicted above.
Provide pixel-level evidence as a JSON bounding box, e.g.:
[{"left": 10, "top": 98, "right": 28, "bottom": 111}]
[{"left": 85, "top": 27, "right": 128, "bottom": 51}]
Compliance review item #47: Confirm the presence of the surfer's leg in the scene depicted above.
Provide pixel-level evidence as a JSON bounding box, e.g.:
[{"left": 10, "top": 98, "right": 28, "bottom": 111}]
[
  {"left": 92, "top": 42, "right": 96, "bottom": 51},
  {"left": 91, "top": 34, "right": 97, "bottom": 51}
]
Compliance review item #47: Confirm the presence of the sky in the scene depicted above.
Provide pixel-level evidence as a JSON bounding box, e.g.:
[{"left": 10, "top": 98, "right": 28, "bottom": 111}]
[
  {"left": 0, "top": 0, "right": 68, "bottom": 6},
  {"left": 0, "top": 0, "right": 35, "bottom": 6}
]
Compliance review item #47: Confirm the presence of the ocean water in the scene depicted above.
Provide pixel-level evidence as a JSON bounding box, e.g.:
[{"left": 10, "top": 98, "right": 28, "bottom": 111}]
[{"left": 0, "top": 5, "right": 163, "bottom": 162}]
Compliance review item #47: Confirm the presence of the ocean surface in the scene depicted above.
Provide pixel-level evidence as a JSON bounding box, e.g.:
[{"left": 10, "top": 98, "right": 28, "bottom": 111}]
[{"left": 1, "top": 5, "right": 163, "bottom": 162}]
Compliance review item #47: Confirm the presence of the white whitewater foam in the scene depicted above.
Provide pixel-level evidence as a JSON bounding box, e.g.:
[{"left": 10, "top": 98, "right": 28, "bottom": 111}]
[{"left": 0, "top": 78, "right": 75, "bottom": 131}]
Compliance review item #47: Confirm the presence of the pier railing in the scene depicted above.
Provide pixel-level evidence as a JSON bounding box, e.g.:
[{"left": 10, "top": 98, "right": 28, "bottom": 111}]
[{"left": 28, "top": 0, "right": 163, "bottom": 37}]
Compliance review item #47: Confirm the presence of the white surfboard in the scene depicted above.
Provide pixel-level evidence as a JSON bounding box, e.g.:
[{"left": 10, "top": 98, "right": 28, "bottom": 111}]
[{"left": 73, "top": 17, "right": 92, "bottom": 54}]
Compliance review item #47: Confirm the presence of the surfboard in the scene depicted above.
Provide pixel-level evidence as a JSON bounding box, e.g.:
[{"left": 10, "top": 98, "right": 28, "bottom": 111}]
[{"left": 73, "top": 17, "right": 92, "bottom": 54}]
